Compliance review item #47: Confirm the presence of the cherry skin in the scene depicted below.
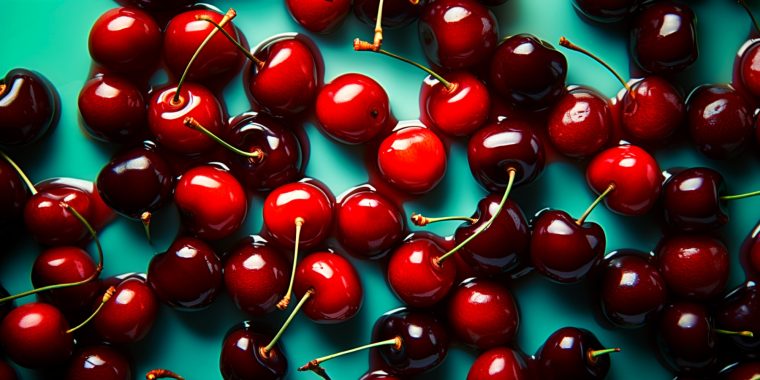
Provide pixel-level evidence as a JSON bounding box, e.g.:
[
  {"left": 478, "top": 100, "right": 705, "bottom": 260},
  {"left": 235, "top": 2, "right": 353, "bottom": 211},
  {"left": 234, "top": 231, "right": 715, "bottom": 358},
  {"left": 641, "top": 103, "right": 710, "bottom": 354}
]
[
  {"left": 620, "top": 76, "right": 685, "bottom": 144},
  {"left": 547, "top": 86, "right": 611, "bottom": 158},
  {"left": 535, "top": 327, "right": 615, "bottom": 380},
  {"left": 467, "top": 347, "right": 531, "bottom": 380},
  {"left": 425, "top": 71, "right": 490, "bottom": 136},
  {"left": 354, "top": 0, "right": 426, "bottom": 29},
  {"left": 262, "top": 181, "right": 333, "bottom": 250},
  {"left": 662, "top": 167, "right": 729, "bottom": 232},
  {"left": 0, "top": 302, "right": 72, "bottom": 368},
  {"left": 740, "top": 41, "right": 760, "bottom": 98},
  {"left": 360, "top": 369, "right": 402, "bottom": 380},
  {"left": 336, "top": 188, "right": 405, "bottom": 260},
  {"left": 720, "top": 362, "right": 760, "bottom": 380},
  {"left": 0, "top": 69, "right": 59, "bottom": 146},
  {"left": 686, "top": 84, "right": 753, "bottom": 160},
  {"left": 0, "top": 360, "right": 17, "bottom": 380},
  {"left": 78, "top": 74, "right": 147, "bottom": 143},
  {"left": 657, "top": 235, "right": 729, "bottom": 301},
  {"left": 224, "top": 236, "right": 289, "bottom": 316},
  {"left": 377, "top": 125, "right": 447, "bottom": 194},
  {"left": 220, "top": 321, "right": 287, "bottom": 380},
  {"left": 418, "top": 0, "right": 498, "bottom": 69},
  {"left": 174, "top": 165, "right": 247, "bottom": 241},
  {"left": 64, "top": 345, "right": 132, "bottom": 380},
  {"left": 657, "top": 302, "right": 717, "bottom": 373},
  {"left": 316, "top": 73, "right": 390, "bottom": 145},
  {"left": 572, "top": 0, "right": 643, "bottom": 23},
  {"left": 447, "top": 279, "right": 520, "bottom": 350},
  {"left": 148, "top": 236, "right": 223, "bottom": 309},
  {"left": 285, "top": 0, "right": 351, "bottom": 33},
  {"left": 630, "top": 2, "right": 698, "bottom": 74},
  {"left": 598, "top": 250, "right": 668, "bottom": 328},
  {"left": 715, "top": 282, "right": 760, "bottom": 355},
  {"left": 31, "top": 246, "right": 101, "bottom": 318},
  {"left": 24, "top": 185, "right": 93, "bottom": 246},
  {"left": 88, "top": 7, "right": 161, "bottom": 73},
  {"left": 0, "top": 158, "right": 29, "bottom": 240},
  {"left": 488, "top": 34, "right": 568, "bottom": 111},
  {"left": 741, "top": 221, "right": 760, "bottom": 281},
  {"left": 586, "top": 144, "right": 662, "bottom": 216},
  {"left": 530, "top": 209, "right": 605, "bottom": 283},
  {"left": 36, "top": 177, "right": 115, "bottom": 233},
  {"left": 293, "top": 251, "right": 363, "bottom": 323},
  {"left": 93, "top": 276, "right": 158, "bottom": 344},
  {"left": 387, "top": 237, "right": 455, "bottom": 308}
]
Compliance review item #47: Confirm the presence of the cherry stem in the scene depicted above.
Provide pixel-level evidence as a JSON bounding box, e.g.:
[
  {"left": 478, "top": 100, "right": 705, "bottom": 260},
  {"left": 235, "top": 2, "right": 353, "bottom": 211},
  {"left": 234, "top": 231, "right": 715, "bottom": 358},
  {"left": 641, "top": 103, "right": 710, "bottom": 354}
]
[
  {"left": 66, "top": 286, "right": 115, "bottom": 334},
  {"left": 355, "top": 47, "right": 454, "bottom": 91},
  {"left": 411, "top": 213, "right": 477, "bottom": 227},
  {"left": 751, "top": 376, "right": 760, "bottom": 380},
  {"left": 146, "top": 369, "right": 185, "bottom": 380},
  {"left": 298, "top": 336, "right": 402, "bottom": 376},
  {"left": 173, "top": 8, "right": 236, "bottom": 104},
  {"left": 183, "top": 117, "right": 265, "bottom": 161},
  {"left": 586, "top": 347, "right": 621, "bottom": 364},
  {"left": 0, "top": 150, "right": 38, "bottom": 195},
  {"left": 576, "top": 183, "right": 615, "bottom": 225},
  {"left": 715, "top": 328, "right": 754, "bottom": 337},
  {"left": 739, "top": 1, "right": 760, "bottom": 35},
  {"left": 435, "top": 168, "right": 517, "bottom": 267},
  {"left": 353, "top": 0, "right": 385, "bottom": 52},
  {"left": 277, "top": 217, "right": 305, "bottom": 310},
  {"left": 263, "top": 288, "right": 314, "bottom": 355},
  {"left": 720, "top": 189, "right": 760, "bottom": 201},
  {"left": 196, "top": 15, "right": 265, "bottom": 68},
  {"left": 141, "top": 211, "right": 152, "bottom": 243},
  {"left": 559, "top": 36, "right": 633, "bottom": 96}
]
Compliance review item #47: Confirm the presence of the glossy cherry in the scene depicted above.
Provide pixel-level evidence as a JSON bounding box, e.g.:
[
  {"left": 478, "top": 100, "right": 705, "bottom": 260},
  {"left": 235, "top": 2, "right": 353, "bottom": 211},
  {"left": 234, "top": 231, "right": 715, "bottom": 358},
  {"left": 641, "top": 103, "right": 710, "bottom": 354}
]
[
  {"left": 263, "top": 181, "right": 333, "bottom": 251},
  {"left": 720, "top": 362, "right": 760, "bottom": 380},
  {"left": 36, "top": 177, "right": 115, "bottom": 233},
  {"left": 24, "top": 185, "right": 94, "bottom": 246},
  {"left": 88, "top": 7, "right": 161, "bottom": 73},
  {"left": 316, "top": 73, "right": 390, "bottom": 144},
  {"left": 630, "top": 2, "right": 698, "bottom": 74},
  {"left": 285, "top": 0, "right": 351, "bottom": 33},
  {"left": 174, "top": 165, "right": 247, "bottom": 240},
  {"left": 467, "top": 347, "right": 532, "bottom": 380},
  {"left": 657, "top": 235, "right": 729, "bottom": 301},
  {"left": 78, "top": 74, "right": 147, "bottom": 143},
  {"left": 224, "top": 236, "right": 289, "bottom": 316},
  {"left": 0, "top": 302, "right": 73, "bottom": 368},
  {"left": 93, "top": 275, "right": 158, "bottom": 344},
  {"left": 31, "top": 246, "right": 101, "bottom": 317},
  {"left": 354, "top": 0, "right": 426, "bottom": 29},
  {"left": 387, "top": 237, "right": 455, "bottom": 308},
  {"left": 572, "top": 0, "right": 642, "bottom": 23},
  {"left": 377, "top": 124, "right": 447, "bottom": 194},
  {"left": 715, "top": 281, "right": 760, "bottom": 355},
  {"left": 547, "top": 86, "right": 611, "bottom": 158},
  {"left": 535, "top": 327, "right": 618, "bottom": 380},
  {"left": 657, "top": 302, "right": 720, "bottom": 373},
  {"left": 336, "top": 187, "right": 405, "bottom": 259},
  {"left": 662, "top": 167, "right": 731, "bottom": 232},
  {"left": 219, "top": 321, "right": 287, "bottom": 380},
  {"left": 0, "top": 69, "right": 59, "bottom": 146},
  {"left": 741, "top": 221, "right": 760, "bottom": 281},
  {"left": 360, "top": 369, "right": 403, "bottom": 380},
  {"left": 0, "top": 158, "right": 29, "bottom": 239},
  {"left": 293, "top": 251, "right": 363, "bottom": 323},
  {"left": 64, "top": 345, "right": 132, "bottom": 380},
  {"left": 687, "top": 84, "right": 753, "bottom": 160},
  {"left": 447, "top": 279, "right": 520, "bottom": 349}
]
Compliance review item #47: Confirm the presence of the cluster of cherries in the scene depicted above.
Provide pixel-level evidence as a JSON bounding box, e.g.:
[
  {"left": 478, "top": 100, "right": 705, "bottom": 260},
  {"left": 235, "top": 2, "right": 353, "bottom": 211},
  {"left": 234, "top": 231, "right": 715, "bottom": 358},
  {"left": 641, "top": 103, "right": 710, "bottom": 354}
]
[{"left": 1, "top": 0, "right": 760, "bottom": 379}]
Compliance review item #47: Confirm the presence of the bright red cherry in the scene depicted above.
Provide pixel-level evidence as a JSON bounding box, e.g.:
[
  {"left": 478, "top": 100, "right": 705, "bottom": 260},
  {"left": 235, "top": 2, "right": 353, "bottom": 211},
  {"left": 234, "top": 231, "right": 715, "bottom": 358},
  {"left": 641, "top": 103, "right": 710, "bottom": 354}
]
[
  {"left": 572, "top": 0, "right": 643, "bottom": 23},
  {"left": 686, "top": 84, "right": 753, "bottom": 160},
  {"left": 447, "top": 279, "right": 519, "bottom": 350},
  {"left": 599, "top": 250, "right": 667, "bottom": 328},
  {"left": 657, "top": 235, "right": 729, "bottom": 301},
  {"left": 88, "top": 7, "right": 161, "bottom": 73},
  {"left": 36, "top": 177, "right": 115, "bottom": 233},
  {"left": 630, "top": 2, "right": 698, "bottom": 74},
  {"left": 0, "top": 69, "right": 60, "bottom": 146},
  {"left": 377, "top": 124, "right": 447, "bottom": 194},
  {"left": 78, "top": 74, "right": 147, "bottom": 143},
  {"left": 220, "top": 321, "right": 287, "bottom": 380},
  {"left": 174, "top": 165, "right": 247, "bottom": 240},
  {"left": 293, "top": 251, "right": 363, "bottom": 323},
  {"left": 336, "top": 187, "right": 405, "bottom": 260},
  {"left": 64, "top": 345, "right": 132, "bottom": 380},
  {"left": 263, "top": 181, "right": 334, "bottom": 251},
  {"left": 285, "top": 0, "right": 351, "bottom": 33},
  {"left": 31, "top": 246, "right": 101, "bottom": 318},
  {"left": 535, "top": 327, "right": 619, "bottom": 380},
  {"left": 93, "top": 276, "right": 158, "bottom": 344},
  {"left": 547, "top": 86, "right": 611, "bottom": 158},
  {"left": 24, "top": 185, "right": 94, "bottom": 246},
  {"left": 387, "top": 237, "right": 455, "bottom": 308},
  {"left": 467, "top": 347, "right": 532, "bottom": 380},
  {"left": 0, "top": 303, "right": 73, "bottom": 368},
  {"left": 224, "top": 236, "right": 289, "bottom": 316}
]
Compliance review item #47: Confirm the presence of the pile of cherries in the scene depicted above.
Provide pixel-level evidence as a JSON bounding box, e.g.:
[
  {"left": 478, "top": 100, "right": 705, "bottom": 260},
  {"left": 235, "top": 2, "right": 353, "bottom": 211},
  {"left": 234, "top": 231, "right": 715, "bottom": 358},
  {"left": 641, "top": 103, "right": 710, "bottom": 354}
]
[{"left": 1, "top": 0, "right": 760, "bottom": 379}]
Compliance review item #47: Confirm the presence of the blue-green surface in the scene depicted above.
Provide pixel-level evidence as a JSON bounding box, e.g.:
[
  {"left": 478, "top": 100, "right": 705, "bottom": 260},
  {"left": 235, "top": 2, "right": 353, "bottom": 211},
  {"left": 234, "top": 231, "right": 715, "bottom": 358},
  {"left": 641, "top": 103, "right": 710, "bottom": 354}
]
[{"left": 1, "top": 1, "right": 759, "bottom": 379}]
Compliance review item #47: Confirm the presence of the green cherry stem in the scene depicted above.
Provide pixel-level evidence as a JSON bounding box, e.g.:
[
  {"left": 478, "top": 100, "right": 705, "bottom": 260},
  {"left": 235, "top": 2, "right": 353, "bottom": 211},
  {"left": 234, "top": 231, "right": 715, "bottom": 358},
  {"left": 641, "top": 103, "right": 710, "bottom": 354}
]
[
  {"left": 66, "top": 286, "right": 115, "bottom": 334},
  {"left": 739, "top": 0, "right": 760, "bottom": 34},
  {"left": 0, "top": 150, "right": 38, "bottom": 195},
  {"left": 586, "top": 347, "right": 621, "bottom": 364},
  {"left": 183, "top": 117, "right": 265, "bottom": 161},
  {"left": 355, "top": 47, "right": 454, "bottom": 91},
  {"left": 141, "top": 211, "right": 153, "bottom": 244},
  {"left": 277, "top": 217, "right": 305, "bottom": 310},
  {"left": 410, "top": 213, "right": 477, "bottom": 227},
  {"left": 196, "top": 15, "right": 265, "bottom": 68},
  {"left": 298, "top": 336, "right": 402, "bottom": 379},
  {"left": 559, "top": 36, "right": 633, "bottom": 97},
  {"left": 576, "top": 183, "right": 615, "bottom": 225},
  {"left": 262, "top": 288, "right": 314, "bottom": 356},
  {"left": 715, "top": 328, "right": 754, "bottom": 337},
  {"left": 720, "top": 189, "right": 760, "bottom": 201}
]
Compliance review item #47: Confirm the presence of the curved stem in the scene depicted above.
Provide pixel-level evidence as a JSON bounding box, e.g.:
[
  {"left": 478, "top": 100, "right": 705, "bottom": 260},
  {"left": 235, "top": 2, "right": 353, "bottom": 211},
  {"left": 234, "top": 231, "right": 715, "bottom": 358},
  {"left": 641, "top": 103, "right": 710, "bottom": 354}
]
[
  {"left": 141, "top": 211, "right": 152, "bottom": 243},
  {"left": 411, "top": 213, "right": 477, "bottom": 227},
  {"left": 435, "top": 168, "right": 517, "bottom": 266},
  {"left": 739, "top": 0, "right": 760, "bottom": 35},
  {"left": 298, "top": 337, "right": 402, "bottom": 378},
  {"left": 586, "top": 347, "right": 621, "bottom": 364},
  {"left": 277, "top": 217, "right": 305, "bottom": 310},
  {"left": 576, "top": 183, "right": 615, "bottom": 225},
  {"left": 355, "top": 48, "right": 454, "bottom": 91},
  {"left": 184, "top": 117, "right": 265, "bottom": 161},
  {"left": 0, "top": 150, "right": 38, "bottom": 195},
  {"left": 715, "top": 328, "right": 754, "bottom": 337},
  {"left": 263, "top": 288, "right": 314, "bottom": 355},
  {"left": 559, "top": 36, "right": 632, "bottom": 96},
  {"left": 146, "top": 369, "right": 185, "bottom": 380},
  {"left": 720, "top": 189, "right": 760, "bottom": 201},
  {"left": 173, "top": 8, "right": 236, "bottom": 104},
  {"left": 66, "top": 286, "right": 115, "bottom": 334},
  {"left": 196, "top": 15, "right": 264, "bottom": 68}
]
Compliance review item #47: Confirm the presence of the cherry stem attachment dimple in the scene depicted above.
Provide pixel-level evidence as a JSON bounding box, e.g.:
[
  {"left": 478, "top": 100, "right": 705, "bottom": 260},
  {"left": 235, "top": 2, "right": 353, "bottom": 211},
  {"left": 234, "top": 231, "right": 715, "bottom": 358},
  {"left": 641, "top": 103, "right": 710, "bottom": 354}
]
[
  {"left": 411, "top": 213, "right": 477, "bottom": 227},
  {"left": 0, "top": 150, "right": 38, "bottom": 195},
  {"left": 298, "top": 336, "right": 402, "bottom": 378},
  {"left": 434, "top": 167, "right": 517, "bottom": 267},
  {"left": 715, "top": 328, "right": 754, "bottom": 337},
  {"left": 263, "top": 288, "right": 314, "bottom": 356},
  {"left": 146, "top": 369, "right": 185, "bottom": 380},
  {"left": 559, "top": 36, "right": 633, "bottom": 96},
  {"left": 355, "top": 47, "right": 454, "bottom": 91},
  {"left": 173, "top": 8, "right": 236, "bottom": 104},
  {"left": 196, "top": 15, "right": 265, "bottom": 68},
  {"left": 577, "top": 183, "right": 615, "bottom": 225},
  {"left": 66, "top": 286, "right": 115, "bottom": 334},
  {"left": 277, "top": 217, "right": 305, "bottom": 310},
  {"left": 720, "top": 189, "right": 760, "bottom": 201},
  {"left": 739, "top": 0, "right": 760, "bottom": 35},
  {"left": 183, "top": 117, "right": 265, "bottom": 162}
]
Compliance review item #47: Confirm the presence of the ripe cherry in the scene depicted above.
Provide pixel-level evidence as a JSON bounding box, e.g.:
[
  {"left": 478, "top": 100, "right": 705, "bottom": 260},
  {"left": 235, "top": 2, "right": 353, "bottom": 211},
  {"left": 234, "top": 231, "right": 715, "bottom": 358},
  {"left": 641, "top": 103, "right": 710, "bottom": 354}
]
[
  {"left": 64, "top": 345, "right": 132, "bottom": 380},
  {"left": 741, "top": 221, "right": 760, "bottom": 281},
  {"left": 687, "top": 84, "right": 753, "bottom": 160},
  {"left": 447, "top": 279, "right": 520, "bottom": 349},
  {"left": 224, "top": 235, "right": 289, "bottom": 316},
  {"left": 572, "top": 0, "right": 642, "bottom": 23},
  {"left": 354, "top": 0, "right": 426, "bottom": 29},
  {"left": 25, "top": 184, "right": 94, "bottom": 245},
  {"left": 663, "top": 167, "right": 728, "bottom": 232},
  {"left": 377, "top": 124, "right": 447, "bottom": 194},
  {"left": 547, "top": 85, "right": 611, "bottom": 158},
  {"left": 715, "top": 281, "right": 760, "bottom": 355},
  {"left": 293, "top": 251, "right": 363, "bottom": 323},
  {"left": 285, "top": 0, "right": 351, "bottom": 33},
  {"left": 0, "top": 69, "right": 60, "bottom": 146},
  {"left": 78, "top": 74, "right": 148, "bottom": 144},
  {"left": 467, "top": 347, "right": 532, "bottom": 380},
  {"left": 387, "top": 237, "right": 455, "bottom": 308},
  {"left": 92, "top": 275, "right": 158, "bottom": 344},
  {"left": 316, "top": 73, "right": 390, "bottom": 144},
  {"left": 88, "top": 7, "right": 161, "bottom": 73},
  {"left": 738, "top": 2, "right": 760, "bottom": 99},
  {"left": 360, "top": 369, "right": 402, "bottom": 380},
  {"left": 630, "top": 2, "right": 698, "bottom": 74},
  {"left": 657, "top": 235, "right": 729, "bottom": 301},
  {"left": 535, "top": 327, "right": 620, "bottom": 380},
  {"left": 32, "top": 246, "right": 102, "bottom": 318},
  {"left": 336, "top": 186, "right": 405, "bottom": 260},
  {"left": 219, "top": 321, "right": 287, "bottom": 380}
]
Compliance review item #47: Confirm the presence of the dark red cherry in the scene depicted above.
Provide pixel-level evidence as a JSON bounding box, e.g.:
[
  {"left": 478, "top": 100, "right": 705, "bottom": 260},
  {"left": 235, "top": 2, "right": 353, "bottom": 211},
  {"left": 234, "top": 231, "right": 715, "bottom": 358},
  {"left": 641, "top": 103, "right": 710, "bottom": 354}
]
[
  {"left": 657, "top": 302, "right": 717, "bottom": 373},
  {"left": 630, "top": 2, "right": 698, "bottom": 74},
  {"left": 547, "top": 86, "right": 611, "bottom": 158},
  {"left": 720, "top": 362, "right": 760, "bottom": 380},
  {"left": 78, "top": 74, "right": 147, "bottom": 143},
  {"left": 36, "top": 178, "right": 115, "bottom": 233},
  {"left": 354, "top": 0, "right": 426, "bottom": 28},
  {"left": 377, "top": 125, "right": 447, "bottom": 194},
  {"left": 0, "top": 69, "right": 59, "bottom": 146},
  {"left": 387, "top": 237, "right": 455, "bottom": 308},
  {"left": 740, "top": 39, "right": 760, "bottom": 98},
  {"left": 88, "top": 7, "right": 161, "bottom": 73},
  {"left": 715, "top": 282, "right": 760, "bottom": 355},
  {"left": 285, "top": 0, "right": 351, "bottom": 33},
  {"left": 620, "top": 76, "right": 685, "bottom": 144},
  {"left": 371, "top": 308, "right": 449, "bottom": 376},
  {"left": 586, "top": 144, "right": 662, "bottom": 216},
  {"left": 360, "top": 369, "right": 402, "bottom": 380},
  {"left": 535, "top": 327, "right": 617, "bottom": 380},
  {"left": 447, "top": 279, "right": 519, "bottom": 349},
  {"left": 220, "top": 321, "right": 287, "bottom": 380},
  {"left": 488, "top": 34, "right": 568, "bottom": 110},
  {"left": 0, "top": 158, "right": 29, "bottom": 240},
  {"left": 686, "top": 84, "right": 753, "bottom": 160},
  {"left": 599, "top": 250, "right": 667, "bottom": 328},
  {"left": 263, "top": 181, "right": 333, "bottom": 250},
  {"left": 468, "top": 119, "right": 546, "bottom": 191},
  {"left": 121, "top": 0, "right": 192, "bottom": 11},
  {"left": 316, "top": 73, "right": 389, "bottom": 145},
  {"left": 0, "top": 302, "right": 72, "bottom": 368},
  {"left": 662, "top": 167, "right": 729, "bottom": 232},
  {"left": 64, "top": 345, "right": 132, "bottom": 380},
  {"left": 467, "top": 347, "right": 531, "bottom": 380},
  {"left": 224, "top": 236, "right": 289, "bottom": 316},
  {"left": 148, "top": 236, "right": 222, "bottom": 309},
  {"left": 425, "top": 71, "right": 490, "bottom": 136},
  {"left": 175, "top": 165, "right": 247, "bottom": 240},
  {"left": 572, "top": 0, "right": 642, "bottom": 23},
  {"left": 93, "top": 276, "right": 158, "bottom": 344},
  {"left": 336, "top": 188, "right": 405, "bottom": 259},
  {"left": 31, "top": 246, "right": 101, "bottom": 317},
  {"left": 657, "top": 235, "right": 729, "bottom": 301},
  {"left": 0, "top": 360, "right": 17, "bottom": 380},
  {"left": 293, "top": 251, "right": 363, "bottom": 323},
  {"left": 418, "top": 0, "right": 498, "bottom": 69},
  {"left": 24, "top": 185, "right": 93, "bottom": 246},
  {"left": 741, "top": 221, "right": 760, "bottom": 281}
]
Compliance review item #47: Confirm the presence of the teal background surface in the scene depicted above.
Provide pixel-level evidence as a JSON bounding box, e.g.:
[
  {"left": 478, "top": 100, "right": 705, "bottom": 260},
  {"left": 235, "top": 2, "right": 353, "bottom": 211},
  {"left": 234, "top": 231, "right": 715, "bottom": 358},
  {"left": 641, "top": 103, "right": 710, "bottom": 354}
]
[{"left": 1, "top": 0, "right": 759, "bottom": 379}]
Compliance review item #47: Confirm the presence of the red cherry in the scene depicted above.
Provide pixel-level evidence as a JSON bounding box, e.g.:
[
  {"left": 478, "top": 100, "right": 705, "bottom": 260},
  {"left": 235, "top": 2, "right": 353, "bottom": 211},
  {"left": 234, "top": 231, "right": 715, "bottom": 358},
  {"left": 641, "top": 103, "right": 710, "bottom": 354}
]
[
  {"left": 336, "top": 187, "right": 405, "bottom": 260},
  {"left": 224, "top": 236, "right": 289, "bottom": 316},
  {"left": 467, "top": 347, "right": 532, "bottom": 380},
  {"left": 572, "top": 0, "right": 643, "bottom": 23},
  {"left": 64, "top": 345, "right": 132, "bottom": 380},
  {"left": 535, "top": 327, "right": 619, "bottom": 380},
  {"left": 316, "top": 73, "right": 390, "bottom": 144},
  {"left": 599, "top": 250, "right": 667, "bottom": 328},
  {"left": 93, "top": 276, "right": 158, "bottom": 344},
  {"left": 219, "top": 321, "right": 287, "bottom": 380},
  {"left": 377, "top": 125, "right": 447, "bottom": 194},
  {"left": 447, "top": 279, "right": 519, "bottom": 350},
  {"left": 37, "top": 177, "right": 115, "bottom": 233},
  {"left": 657, "top": 235, "right": 729, "bottom": 301},
  {"left": 0, "top": 69, "right": 60, "bottom": 146},
  {"left": 174, "top": 165, "right": 248, "bottom": 240},
  {"left": 547, "top": 86, "right": 611, "bottom": 158},
  {"left": 263, "top": 181, "right": 334, "bottom": 251},
  {"left": 657, "top": 302, "right": 719, "bottom": 373},
  {"left": 741, "top": 221, "right": 760, "bottom": 281},
  {"left": 285, "top": 0, "right": 351, "bottom": 33},
  {"left": 24, "top": 185, "right": 93, "bottom": 246},
  {"left": 387, "top": 237, "right": 455, "bottom": 308},
  {"left": 0, "top": 303, "right": 73, "bottom": 368},
  {"left": 424, "top": 71, "right": 490, "bottom": 136},
  {"left": 31, "top": 246, "right": 101, "bottom": 317},
  {"left": 78, "top": 74, "right": 147, "bottom": 144},
  {"left": 88, "top": 7, "right": 161, "bottom": 73},
  {"left": 686, "top": 84, "right": 753, "bottom": 160},
  {"left": 630, "top": 2, "right": 698, "bottom": 74},
  {"left": 360, "top": 369, "right": 402, "bottom": 380},
  {"left": 293, "top": 251, "right": 363, "bottom": 323}
]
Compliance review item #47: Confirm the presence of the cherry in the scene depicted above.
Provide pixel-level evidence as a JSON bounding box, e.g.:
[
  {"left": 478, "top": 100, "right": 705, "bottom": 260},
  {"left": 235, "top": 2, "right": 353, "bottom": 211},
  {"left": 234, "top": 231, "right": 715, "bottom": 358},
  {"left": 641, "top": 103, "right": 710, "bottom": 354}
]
[
  {"left": 467, "top": 347, "right": 532, "bottom": 380},
  {"left": 293, "top": 251, "right": 363, "bottom": 323},
  {"left": 535, "top": 327, "right": 620, "bottom": 380},
  {"left": 715, "top": 281, "right": 760, "bottom": 355},
  {"left": 657, "top": 235, "right": 729, "bottom": 301},
  {"left": 598, "top": 249, "right": 667, "bottom": 328},
  {"left": 630, "top": 2, "right": 698, "bottom": 74},
  {"left": 547, "top": 85, "right": 611, "bottom": 158},
  {"left": 657, "top": 302, "right": 723, "bottom": 373},
  {"left": 32, "top": 246, "right": 102, "bottom": 318},
  {"left": 285, "top": 0, "right": 351, "bottom": 34},
  {"left": 35, "top": 177, "right": 115, "bottom": 233},
  {"left": 488, "top": 34, "right": 568, "bottom": 111},
  {"left": 316, "top": 73, "right": 390, "bottom": 144},
  {"left": 720, "top": 361, "right": 760, "bottom": 380},
  {"left": 354, "top": 0, "right": 426, "bottom": 29},
  {"left": 741, "top": 221, "right": 760, "bottom": 281},
  {"left": 88, "top": 7, "right": 161, "bottom": 73},
  {"left": 219, "top": 321, "right": 287, "bottom": 380},
  {"left": 148, "top": 236, "right": 223, "bottom": 309},
  {"left": 387, "top": 237, "right": 456, "bottom": 308},
  {"left": 78, "top": 74, "right": 147, "bottom": 143},
  {"left": 572, "top": 0, "right": 642, "bottom": 23},
  {"left": 360, "top": 369, "right": 402, "bottom": 380},
  {"left": 92, "top": 275, "right": 158, "bottom": 344},
  {"left": 0, "top": 157, "right": 29, "bottom": 240},
  {"left": 447, "top": 279, "right": 519, "bottom": 349},
  {"left": 0, "top": 69, "right": 59, "bottom": 146},
  {"left": 336, "top": 187, "right": 405, "bottom": 259},
  {"left": 663, "top": 167, "right": 729, "bottom": 232},
  {"left": 25, "top": 184, "right": 93, "bottom": 245},
  {"left": 739, "top": 2, "right": 760, "bottom": 99},
  {"left": 377, "top": 124, "right": 446, "bottom": 194},
  {"left": 686, "top": 84, "right": 754, "bottom": 160},
  {"left": 586, "top": 144, "right": 662, "bottom": 216},
  {"left": 224, "top": 235, "right": 289, "bottom": 316},
  {"left": 174, "top": 164, "right": 247, "bottom": 240},
  {"left": 418, "top": 0, "right": 498, "bottom": 69},
  {"left": 64, "top": 345, "right": 132, "bottom": 380}
]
